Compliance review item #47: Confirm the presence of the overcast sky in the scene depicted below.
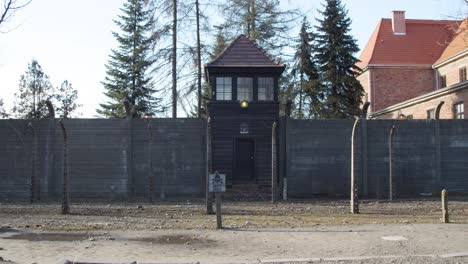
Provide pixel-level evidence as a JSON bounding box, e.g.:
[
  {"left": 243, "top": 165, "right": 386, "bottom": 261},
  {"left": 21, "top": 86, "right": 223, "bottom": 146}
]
[{"left": 0, "top": 0, "right": 466, "bottom": 117}]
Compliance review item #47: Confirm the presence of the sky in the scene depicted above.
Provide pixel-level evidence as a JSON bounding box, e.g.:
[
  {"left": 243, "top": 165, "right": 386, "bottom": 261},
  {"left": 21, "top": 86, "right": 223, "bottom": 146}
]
[{"left": 0, "top": 0, "right": 467, "bottom": 118}]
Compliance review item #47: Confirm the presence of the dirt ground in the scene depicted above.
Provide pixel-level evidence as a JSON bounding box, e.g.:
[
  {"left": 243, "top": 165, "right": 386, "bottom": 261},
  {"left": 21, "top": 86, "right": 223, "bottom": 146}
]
[{"left": 0, "top": 199, "right": 467, "bottom": 263}]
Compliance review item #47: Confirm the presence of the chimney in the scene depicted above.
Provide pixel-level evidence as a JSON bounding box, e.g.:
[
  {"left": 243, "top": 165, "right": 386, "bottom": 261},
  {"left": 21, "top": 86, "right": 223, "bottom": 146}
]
[{"left": 392, "top": 10, "right": 406, "bottom": 35}]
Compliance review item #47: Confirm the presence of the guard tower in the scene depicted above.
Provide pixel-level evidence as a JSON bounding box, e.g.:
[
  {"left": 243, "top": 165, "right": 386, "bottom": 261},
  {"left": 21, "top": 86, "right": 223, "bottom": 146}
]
[{"left": 205, "top": 35, "right": 285, "bottom": 194}]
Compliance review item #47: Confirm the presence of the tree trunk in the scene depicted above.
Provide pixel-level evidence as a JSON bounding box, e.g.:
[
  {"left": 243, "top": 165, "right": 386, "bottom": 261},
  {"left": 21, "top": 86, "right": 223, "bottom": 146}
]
[
  {"left": 250, "top": 0, "right": 255, "bottom": 37},
  {"left": 172, "top": 0, "right": 177, "bottom": 118},
  {"left": 298, "top": 72, "right": 304, "bottom": 119},
  {"left": 196, "top": 0, "right": 202, "bottom": 118},
  {"left": 32, "top": 77, "right": 36, "bottom": 118}
]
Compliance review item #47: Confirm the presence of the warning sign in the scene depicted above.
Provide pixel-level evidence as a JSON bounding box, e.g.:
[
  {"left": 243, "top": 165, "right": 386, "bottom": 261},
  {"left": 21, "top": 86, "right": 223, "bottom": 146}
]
[{"left": 209, "top": 173, "right": 226, "bottom": 193}]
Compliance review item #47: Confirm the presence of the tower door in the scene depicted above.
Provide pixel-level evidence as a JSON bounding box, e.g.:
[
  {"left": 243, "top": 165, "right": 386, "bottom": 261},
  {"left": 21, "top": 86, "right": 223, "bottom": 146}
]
[{"left": 234, "top": 138, "right": 255, "bottom": 181}]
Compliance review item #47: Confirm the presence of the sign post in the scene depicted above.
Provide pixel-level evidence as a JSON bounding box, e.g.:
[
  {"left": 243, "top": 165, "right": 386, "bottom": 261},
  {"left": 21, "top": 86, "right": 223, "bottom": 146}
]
[{"left": 209, "top": 172, "right": 225, "bottom": 229}]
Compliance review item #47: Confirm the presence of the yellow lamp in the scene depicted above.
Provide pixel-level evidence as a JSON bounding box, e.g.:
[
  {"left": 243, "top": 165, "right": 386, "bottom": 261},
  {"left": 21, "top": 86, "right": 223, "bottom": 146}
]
[{"left": 240, "top": 100, "right": 249, "bottom": 109}]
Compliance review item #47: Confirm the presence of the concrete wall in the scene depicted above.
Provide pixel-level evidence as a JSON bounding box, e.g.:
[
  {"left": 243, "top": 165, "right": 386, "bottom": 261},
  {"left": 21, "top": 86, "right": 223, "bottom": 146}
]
[
  {"left": 0, "top": 118, "right": 207, "bottom": 202},
  {"left": 1, "top": 118, "right": 467, "bottom": 201},
  {"left": 286, "top": 119, "right": 468, "bottom": 198}
]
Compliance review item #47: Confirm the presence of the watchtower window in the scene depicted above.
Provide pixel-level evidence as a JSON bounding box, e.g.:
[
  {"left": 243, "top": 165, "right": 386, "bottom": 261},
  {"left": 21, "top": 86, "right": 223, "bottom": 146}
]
[
  {"left": 237, "top": 77, "right": 253, "bottom": 101},
  {"left": 216, "top": 77, "right": 232, "bottom": 100},
  {"left": 258, "top": 77, "right": 274, "bottom": 101}
]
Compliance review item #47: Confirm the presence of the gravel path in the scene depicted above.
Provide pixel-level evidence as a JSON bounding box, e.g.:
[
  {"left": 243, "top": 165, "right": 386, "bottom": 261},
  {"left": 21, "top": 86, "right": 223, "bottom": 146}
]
[{"left": 0, "top": 199, "right": 467, "bottom": 263}]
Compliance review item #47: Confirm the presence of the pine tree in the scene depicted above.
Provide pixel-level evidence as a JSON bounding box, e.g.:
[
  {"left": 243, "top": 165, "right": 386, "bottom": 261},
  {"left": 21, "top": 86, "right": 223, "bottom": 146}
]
[
  {"left": 315, "top": 0, "right": 363, "bottom": 118},
  {"left": 54, "top": 80, "right": 81, "bottom": 118},
  {"left": 218, "top": 0, "right": 300, "bottom": 57},
  {"left": 97, "top": 0, "right": 161, "bottom": 118},
  {"left": 292, "top": 17, "right": 320, "bottom": 119},
  {"left": 0, "top": 98, "right": 8, "bottom": 118},
  {"left": 210, "top": 26, "right": 228, "bottom": 59},
  {"left": 12, "top": 59, "right": 53, "bottom": 119}
]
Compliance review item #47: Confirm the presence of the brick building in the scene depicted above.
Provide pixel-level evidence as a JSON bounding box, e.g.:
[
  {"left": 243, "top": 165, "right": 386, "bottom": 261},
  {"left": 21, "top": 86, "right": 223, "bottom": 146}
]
[{"left": 357, "top": 11, "right": 467, "bottom": 119}]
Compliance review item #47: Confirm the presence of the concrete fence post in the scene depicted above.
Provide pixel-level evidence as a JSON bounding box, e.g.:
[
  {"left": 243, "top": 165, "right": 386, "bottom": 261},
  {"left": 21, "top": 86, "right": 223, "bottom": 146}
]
[
  {"left": 389, "top": 124, "right": 396, "bottom": 200},
  {"left": 147, "top": 120, "right": 154, "bottom": 203},
  {"left": 351, "top": 118, "right": 360, "bottom": 214},
  {"left": 435, "top": 101, "right": 444, "bottom": 191},
  {"left": 350, "top": 103, "right": 369, "bottom": 214},
  {"left": 45, "top": 100, "right": 56, "bottom": 200},
  {"left": 441, "top": 189, "right": 449, "bottom": 223},
  {"left": 124, "top": 99, "right": 134, "bottom": 199},
  {"left": 27, "top": 123, "right": 37, "bottom": 204},
  {"left": 271, "top": 122, "right": 277, "bottom": 203},
  {"left": 206, "top": 118, "right": 214, "bottom": 214},
  {"left": 59, "top": 119, "right": 70, "bottom": 215}
]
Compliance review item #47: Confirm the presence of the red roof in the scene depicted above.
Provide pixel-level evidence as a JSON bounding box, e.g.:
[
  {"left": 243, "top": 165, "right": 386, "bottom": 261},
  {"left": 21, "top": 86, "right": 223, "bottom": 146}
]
[
  {"left": 206, "top": 34, "right": 284, "bottom": 68},
  {"left": 357, "top": 18, "right": 460, "bottom": 69},
  {"left": 434, "top": 19, "right": 468, "bottom": 65}
]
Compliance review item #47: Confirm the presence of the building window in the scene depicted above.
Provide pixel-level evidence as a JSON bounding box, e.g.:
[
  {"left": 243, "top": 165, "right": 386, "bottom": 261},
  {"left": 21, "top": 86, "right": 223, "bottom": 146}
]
[
  {"left": 258, "top": 77, "right": 274, "bottom": 101},
  {"left": 427, "top": 109, "right": 435, "bottom": 119},
  {"left": 216, "top": 77, "right": 232, "bottom": 100},
  {"left": 454, "top": 102, "right": 464, "bottom": 119},
  {"left": 237, "top": 77, "right": 253, "bottom": 101},
  {"left": 460, "top": 67, "right": 467, "bottom": 82},
  {"left": 406, "top": 115, "right": 414, "bottom": 120},
  {"left": 440, "top": 75, "right": 447, "bottom": 88}
]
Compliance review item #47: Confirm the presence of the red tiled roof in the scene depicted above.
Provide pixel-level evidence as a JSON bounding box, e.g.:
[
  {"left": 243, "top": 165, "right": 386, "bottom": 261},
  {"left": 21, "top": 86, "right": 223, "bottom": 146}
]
[
  {"left": 434, "top": 19, "right": 468, "bottom": 66},
  {"left": 206, "top": 34, "right": 284, "bottom": 68},
  {"left": 357, "top": 18, "right": 460, "bottom": 69}
]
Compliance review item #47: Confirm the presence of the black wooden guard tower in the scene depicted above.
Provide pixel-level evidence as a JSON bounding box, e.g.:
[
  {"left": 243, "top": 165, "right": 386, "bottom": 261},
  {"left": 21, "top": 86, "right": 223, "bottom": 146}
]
[{"left": 205, "top": 35, "right": 285, "bottom": 195}]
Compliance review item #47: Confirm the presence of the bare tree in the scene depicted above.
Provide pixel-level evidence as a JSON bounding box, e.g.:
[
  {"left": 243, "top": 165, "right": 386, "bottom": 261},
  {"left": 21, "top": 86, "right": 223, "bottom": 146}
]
[
  {"left": 196, "top": 0, "right": 201, "bottom": 117},
  {"left": 0, "top": 0, "right": 31, "bottom": 31},
  {"left": 172, "top": 0, "right": 177, "bottom": 118}
]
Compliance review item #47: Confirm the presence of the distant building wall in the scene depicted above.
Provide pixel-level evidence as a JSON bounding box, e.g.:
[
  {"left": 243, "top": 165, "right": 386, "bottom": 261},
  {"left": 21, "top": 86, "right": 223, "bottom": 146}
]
[
  {"left": 357, "top": 70, "right": 371, "bottom": 108},
  {"left": 370, "top": 82, "right": 467, "bottom": 119},
  {"left": 364, "top": 67, "right": 436, "bottom": 111},
  {"left": 436, "top": 55, "right": 468, "bottom": 88}
]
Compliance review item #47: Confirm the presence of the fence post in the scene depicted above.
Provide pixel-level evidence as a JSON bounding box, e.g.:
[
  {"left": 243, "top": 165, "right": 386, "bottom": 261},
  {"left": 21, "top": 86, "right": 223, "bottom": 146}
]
[
  {"left": 435, "top": 101, "right": 444, "bottom": 191},
  {"left": 216, "top": 192, "right": 222, "bottom": 229},
  {"left": 45, "top": 100, "right": 55, "bottom": 200},
  {"left": 389, "top": 124, "right": 396, "bottom": 200},
  {"left": 124, "top": 99, "right": 134, "bottom": 199},
  {"left": 283, "top": 101, "right": 292, "bottom": 201},
  {"left": 361, "top": 103, "right": 370, "bottom": 198},
  {"left": 350, "top": 118, "right": 360, "bottom": 214},
  {"left": 350, "top": 103, "right": 369, "bottom": 214},
  {"left": 441, "top": 189, "right": 449, "bottom": 223},
  {"left": 271, "top": 122, "right": 277, "bottom": 203},
  {"left": 206, "top": 118, "right": 214, "bottom": 214},
  {"left": 27, "top": 123, "right": 37, "bottom": 204},
  {"left": 147, "top": 120, "right": 154, "bottom": 203},
  {"left": 59, "top": 119, "right": 70, "bottom": 215}
]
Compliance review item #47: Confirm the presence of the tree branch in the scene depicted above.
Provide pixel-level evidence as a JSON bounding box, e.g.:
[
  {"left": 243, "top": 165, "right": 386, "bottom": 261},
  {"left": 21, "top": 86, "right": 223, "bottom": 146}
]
[{"left": 0, "top": 0, "right": 31, "bottom": 30}]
